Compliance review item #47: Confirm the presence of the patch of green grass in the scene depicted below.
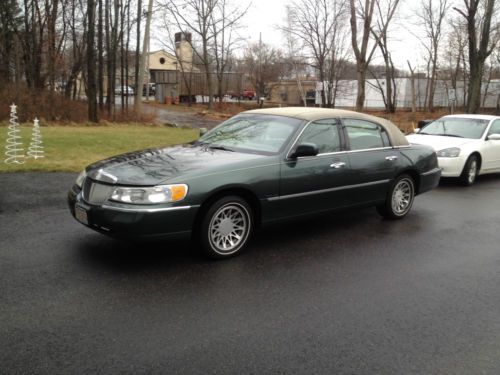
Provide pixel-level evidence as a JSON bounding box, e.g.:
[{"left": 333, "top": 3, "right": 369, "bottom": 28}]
[{"left": 0, "top": 124, "right": 198, "bottom": 172}]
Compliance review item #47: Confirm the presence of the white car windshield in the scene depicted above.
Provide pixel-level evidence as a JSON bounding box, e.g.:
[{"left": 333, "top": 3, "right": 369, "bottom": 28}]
[
  {"left": 197, "top": 114, "right": 302, "bottom": 154},
  {"left": 420, "top": 118, "right": 489, "bottom": 139}
]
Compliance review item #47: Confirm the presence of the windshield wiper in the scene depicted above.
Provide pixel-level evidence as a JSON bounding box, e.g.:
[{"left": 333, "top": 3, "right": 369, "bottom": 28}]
[
  {"left": 436, "top": 133, "right": 464, "bottom": 138},
  {"left": 207, "top": 145, "right": 235, "bottom": 152}
]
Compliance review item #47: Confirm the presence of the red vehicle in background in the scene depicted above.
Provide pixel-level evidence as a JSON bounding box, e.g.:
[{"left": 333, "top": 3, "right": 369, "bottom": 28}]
[
  {"left": 241, "top": 89, "right": 256, "bottom": 100},
  {"left": 229, "top": 89, "right": 256, "bottom": 100}
]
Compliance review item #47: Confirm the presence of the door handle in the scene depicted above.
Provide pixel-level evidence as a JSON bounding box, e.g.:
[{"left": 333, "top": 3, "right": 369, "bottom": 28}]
[
  {"left": 330, "top": 162, "right": 346, "bottom": 169},
  {"left": 385, "top": 156, "right": 398, "bottom": 161}
]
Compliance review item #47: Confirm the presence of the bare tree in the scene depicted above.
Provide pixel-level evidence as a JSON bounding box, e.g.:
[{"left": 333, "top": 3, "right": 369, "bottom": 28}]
[
  {"left": 164, "top": 0, "right": 246, "bottom": 110},
  {"left": 350, "top": 0, "right": 401, "bottom": 111},
  {"left": 415, "top": 0, "right": 448, "bottom": 112},
  {"left": 283, "top": 5, "right": 307, "bottom": 107},
  {"left": 325, "top": 21, "right": 350, "bottom": 107},
  {"left": 407, "top": 60, "right": 417, "bottom": 113},
  {"left": 0, "top": 0, "right": 22, "bottom": 86},
  {"left": 349, "top": 0, "right": 377, "bottom": 111},
  {"left": 63, "top": 0, "right": 87, "bottom": 99},
  {"left": 284, "top": 0, "right": 348, "bottom": 107},
  {"left": 134, "top": 0, "right": 142, "bottom": 100},
  {"left": 135, "top": 0, "right": 153, "bottom": 113},
  {"left": 22, "top": 0, "right": 47, "bottom": 90},
  {"left": 370, "top": 0, "right": 400, "bottom": 113},
  {"left": 454, "top": 0, "right": 499, "bottom": 113},
  {"left": 244, "top": 41, "right": 288, "bottom": 103},
  {"left": 97, "top": 0, "right": 104, "bottom": 108},
  {"left": 87, "top": 0, "right": 98, "bottom": 122},
  {"left": 165, "top": 0, "right": 218, "bottom": 109},
  {"left": 210, "top": 0, "right": 247, "bottom": 102},
  {"left": 45, "top": 0, "right": 63, "bottom": 99}
]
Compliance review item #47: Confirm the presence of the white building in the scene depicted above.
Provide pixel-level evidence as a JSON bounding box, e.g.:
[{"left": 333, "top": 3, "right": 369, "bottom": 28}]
[{"left": 315, "top": 78, "right": 499, "bottom": 109}]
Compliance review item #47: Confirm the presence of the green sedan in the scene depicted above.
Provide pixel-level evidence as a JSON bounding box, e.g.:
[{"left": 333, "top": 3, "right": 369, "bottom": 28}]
[{"left": 68, "top": 107, "right": 441, "bottom": 259}]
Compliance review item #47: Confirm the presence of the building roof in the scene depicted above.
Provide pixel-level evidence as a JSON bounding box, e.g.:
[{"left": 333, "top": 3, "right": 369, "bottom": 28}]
[{"left": 244, "top": 107, "right": 409, "bottom": 146}]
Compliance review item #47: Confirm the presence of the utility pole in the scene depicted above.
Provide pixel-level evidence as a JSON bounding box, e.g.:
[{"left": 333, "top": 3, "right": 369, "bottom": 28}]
[{"left": 134, "top": 0, "right": 153, "bottom": 112}]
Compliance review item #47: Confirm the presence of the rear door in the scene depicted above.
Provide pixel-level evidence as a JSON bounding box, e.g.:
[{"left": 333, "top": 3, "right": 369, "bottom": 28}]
[
  {"left": 342, "top": 118, "right": 400, "bottom": 204},
  {"left": 278, "top": 119, "right": 352, "bottom": 218}
]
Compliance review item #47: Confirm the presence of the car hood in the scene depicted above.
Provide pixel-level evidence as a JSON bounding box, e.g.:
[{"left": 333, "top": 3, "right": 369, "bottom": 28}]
[
  {"left": 406, "top": 134, "right": 476, "bottom": 151},
  {"left": 86, "top": 144, "right": 268, "bottom": 186}
]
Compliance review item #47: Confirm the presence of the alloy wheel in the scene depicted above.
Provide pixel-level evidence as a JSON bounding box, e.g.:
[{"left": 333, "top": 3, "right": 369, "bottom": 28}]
[
  {"left": 208, "top": 203, "right": 250, "bottom": 255},
  {"left": 391, "top": 178, "right": 413, "bottom": 215},
  {"left": 468, "top": 160, "right": 477, "bottom": 184}
]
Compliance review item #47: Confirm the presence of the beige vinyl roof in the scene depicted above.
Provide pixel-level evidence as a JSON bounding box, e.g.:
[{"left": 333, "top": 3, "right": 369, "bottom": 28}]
[{"left": 244, "top": 107, "right": 409, "bottom": 147}]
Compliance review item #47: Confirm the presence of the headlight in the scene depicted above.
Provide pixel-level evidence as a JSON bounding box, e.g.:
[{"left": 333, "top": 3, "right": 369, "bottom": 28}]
[
  {"left": 75, "top": 170, "right": 87, "bottom": 188},
  {"left": 437, "top": 147, "right": 461, "bottom": 158},
  {"left": 110, "top": 184, "right": 188, "bottom": 204}
]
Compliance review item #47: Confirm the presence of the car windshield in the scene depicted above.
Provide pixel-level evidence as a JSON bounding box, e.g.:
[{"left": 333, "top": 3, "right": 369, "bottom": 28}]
[
  {"left": 196, "top": 114, "right": 302, "bottom": 154},
  {"left": 420, "top": 118, "right": 489, "bottom": 139}
]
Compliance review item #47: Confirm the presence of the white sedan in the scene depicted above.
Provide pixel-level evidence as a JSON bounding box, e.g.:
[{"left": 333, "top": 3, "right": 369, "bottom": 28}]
[{"left": 407, "top": 114, "right": 500, "bottom": 185}]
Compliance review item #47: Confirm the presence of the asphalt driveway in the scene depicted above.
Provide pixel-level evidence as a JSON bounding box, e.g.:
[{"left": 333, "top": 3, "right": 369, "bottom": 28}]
[{"left": 1, "top": 172, "right": 500, "bottom": 374}]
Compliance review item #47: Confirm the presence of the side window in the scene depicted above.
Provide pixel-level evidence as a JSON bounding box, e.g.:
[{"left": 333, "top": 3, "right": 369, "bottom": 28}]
[
  {"left": 343, "top": 118, "right": 388, "bottom": 150},
  {"left": 487, "top": 120, "right": 500, "bottom": 135},
  {"left": 298, "top": 120, "right": 341, "bottom": 154}
]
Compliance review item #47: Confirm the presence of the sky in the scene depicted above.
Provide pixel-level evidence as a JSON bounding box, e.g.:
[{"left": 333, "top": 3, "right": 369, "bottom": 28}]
[
  {"left": 239, "top": 0, "right": 427, "bottom": 70},
  {"left": 151, "top": 0, "right": 451, "bottom": 72}
]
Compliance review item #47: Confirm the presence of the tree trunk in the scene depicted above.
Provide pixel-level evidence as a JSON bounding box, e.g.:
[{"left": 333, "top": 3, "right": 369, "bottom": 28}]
[
  {"left": 87, "top": 0, "right": 98, "bottom": 122},
  {"left": 356, "top": 65, "right": 366, "bottom": 111},
  {"left": 407, "top": 61, "right": 416, "bottom": 113},
  {"left": 455, "top": 0, "right": 495, "bottom": 113},
  {"left": 467, "top": 63, "right": 484, "bottom": 113},
  {"left": 105, "top": 0, "right": 112, "bottom": 114},
  {"left": 134, "top": 0, "right": 141, "bottom": 99},
  {"left": 98, "top": 0, "right": 104, "bottom": 108},
  {"left": 135, "top": 0, "right": 153, "bottom": 113}
]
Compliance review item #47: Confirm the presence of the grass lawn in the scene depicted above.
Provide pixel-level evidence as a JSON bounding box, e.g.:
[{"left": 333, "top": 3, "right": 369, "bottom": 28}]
[{"left": 0, "top": 124, "right": 198, "bottom": 173}]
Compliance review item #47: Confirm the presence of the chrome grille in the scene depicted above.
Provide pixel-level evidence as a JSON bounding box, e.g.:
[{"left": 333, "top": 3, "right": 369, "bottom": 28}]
[{"left": 82, "top": 178, "right": 114, "bottom": 205}]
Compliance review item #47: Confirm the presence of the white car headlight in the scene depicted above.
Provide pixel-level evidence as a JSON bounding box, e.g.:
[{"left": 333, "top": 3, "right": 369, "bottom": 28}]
[
  {"left": 437, "top": 147, "right": 461, "bottom": 158},
  {"left": 110, "top": 184, "right": 188, "bottom": 204},
  {"left": 75, "top": 170, "right": 87, "bottom": 188}
]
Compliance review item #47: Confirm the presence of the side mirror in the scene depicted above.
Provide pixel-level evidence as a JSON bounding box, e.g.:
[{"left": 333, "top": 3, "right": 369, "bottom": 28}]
[
  {"left": 418, "top": 119, "right": 433, "bottom": 128},
  {"left": 487, "top": 133, "right": 500, "bottom": 141},
  {"left": 414, "top": 128, "right": 420, "bottom": 133},
  {"left": 199, "top": 127, "right": 208, "bottom": 137},
  {"left": 290, "top": 143, "right": 319, "bottom": 159}
]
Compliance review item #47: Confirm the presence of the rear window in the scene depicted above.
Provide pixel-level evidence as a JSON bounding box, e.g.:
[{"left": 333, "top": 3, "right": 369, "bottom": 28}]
[{"left": 343, "top": 119, "right": 389, "bottom": 150}]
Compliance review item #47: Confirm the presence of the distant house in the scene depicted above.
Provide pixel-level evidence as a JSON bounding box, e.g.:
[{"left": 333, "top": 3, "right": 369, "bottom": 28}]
[{"left": 152, "top": 32, "right": 246, "bottom": 104}]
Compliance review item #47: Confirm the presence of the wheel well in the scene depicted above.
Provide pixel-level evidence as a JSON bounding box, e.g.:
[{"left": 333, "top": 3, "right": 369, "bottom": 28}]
[
  {"left": 400, "top": 169, "right": 420, "bottom": 194},
  {"left": 468, "top": 152, "right": 482, "bottom": 171},
  {"left": 193, "top": 188, "right": 262, "bottom": 237}
]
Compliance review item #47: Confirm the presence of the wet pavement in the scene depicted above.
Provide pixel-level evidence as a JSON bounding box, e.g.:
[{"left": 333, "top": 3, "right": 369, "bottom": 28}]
[
  {"left": 1, "top": 173, "right": 500, "bottom": 374},
  {"left": 149, "top": 105, "right": 221, "bottom": 129}
]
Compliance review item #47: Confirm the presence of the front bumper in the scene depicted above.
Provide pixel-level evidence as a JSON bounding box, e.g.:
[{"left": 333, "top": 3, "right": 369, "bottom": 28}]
[
  {"left": 68, "top": 185, "right": 198, "bottom": 240},
  {"left": 437, "top": 156, "right": 467, "bottom": 177}
]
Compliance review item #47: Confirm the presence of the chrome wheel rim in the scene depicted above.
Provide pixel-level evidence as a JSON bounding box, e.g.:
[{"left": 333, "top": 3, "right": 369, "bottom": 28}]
[
  {"left": 209, "top": 203, "right": 250, "bottom": 255},
  {"left": 391, "top": 179, "right": 413, "bottom": 215},
  {"left": 468, "top": 160, "right": 477, "bottom": 184}
]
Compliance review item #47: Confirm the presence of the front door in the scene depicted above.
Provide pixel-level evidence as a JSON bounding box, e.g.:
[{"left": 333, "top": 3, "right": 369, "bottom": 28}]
[{"left": 481, "top": 119, "right": 500, "bottom": 172}]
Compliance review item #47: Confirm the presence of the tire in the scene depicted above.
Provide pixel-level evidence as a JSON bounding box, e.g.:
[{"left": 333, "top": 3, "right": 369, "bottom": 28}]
[
  {"left": 376, "top": 174, "right": 415, "bottom": 220},
  {"left": 459, "top": 155, "right": 479, "bottom": 186},
  {"left": 199, "top": 196, "right": 253, "bottom": 259}
]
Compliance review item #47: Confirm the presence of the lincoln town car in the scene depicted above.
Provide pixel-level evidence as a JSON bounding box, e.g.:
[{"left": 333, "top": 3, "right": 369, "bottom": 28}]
[{"left": 68, "top": 108, "right": 441, "bottom": 258}]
